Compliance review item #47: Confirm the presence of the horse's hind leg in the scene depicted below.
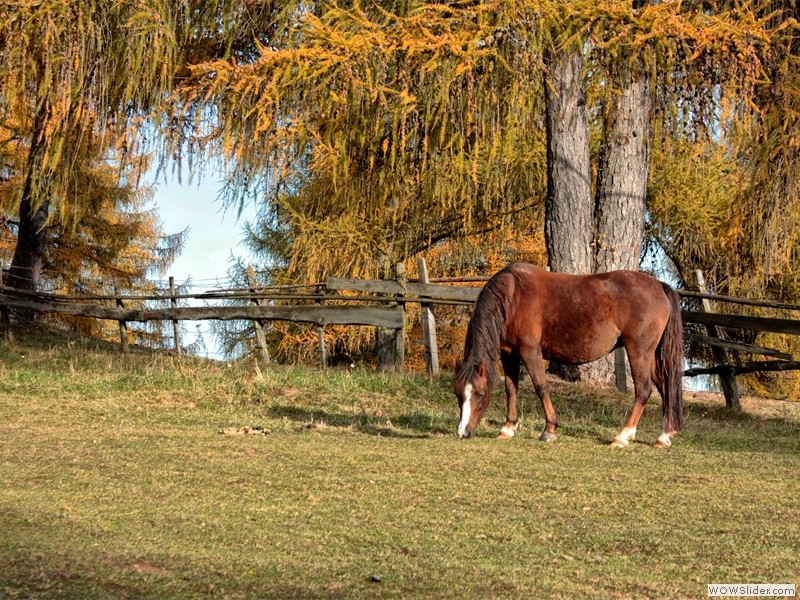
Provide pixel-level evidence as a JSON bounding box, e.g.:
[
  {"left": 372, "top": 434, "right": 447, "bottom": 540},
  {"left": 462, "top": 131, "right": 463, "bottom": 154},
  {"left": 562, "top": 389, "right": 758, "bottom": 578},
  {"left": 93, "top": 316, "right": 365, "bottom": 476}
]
[
  {"left": 499, "top": 351, "right": 521, "bottom": 439},
  {"left": 611, "top": 347, "right": 654, "bottom": 448},
  {"left": 651, "top": 367, "right": 676, "bottom": 448},
  {"left": 520, "top": 345, "right": 558, "bottom": 443}
]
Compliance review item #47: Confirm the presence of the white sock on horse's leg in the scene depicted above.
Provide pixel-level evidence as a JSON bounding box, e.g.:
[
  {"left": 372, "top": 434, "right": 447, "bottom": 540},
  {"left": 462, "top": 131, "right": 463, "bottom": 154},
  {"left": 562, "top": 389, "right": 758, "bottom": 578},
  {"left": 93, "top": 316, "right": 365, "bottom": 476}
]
[
  {"left": 655, "top": 431, "right": 672, "bottom": 448},
  {"left": 499, "top": 422, "right": 517, "bottom": 439},
  {"left": 611, "top": 427, "right": 636, "bottom": 448}
]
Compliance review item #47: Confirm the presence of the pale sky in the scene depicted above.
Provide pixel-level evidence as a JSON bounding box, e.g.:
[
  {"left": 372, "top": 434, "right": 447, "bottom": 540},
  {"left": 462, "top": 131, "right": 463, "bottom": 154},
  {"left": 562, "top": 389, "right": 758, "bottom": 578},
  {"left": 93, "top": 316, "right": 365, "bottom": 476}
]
[{"left": 153, "top": 177, "right": 258, "bottom": 358}]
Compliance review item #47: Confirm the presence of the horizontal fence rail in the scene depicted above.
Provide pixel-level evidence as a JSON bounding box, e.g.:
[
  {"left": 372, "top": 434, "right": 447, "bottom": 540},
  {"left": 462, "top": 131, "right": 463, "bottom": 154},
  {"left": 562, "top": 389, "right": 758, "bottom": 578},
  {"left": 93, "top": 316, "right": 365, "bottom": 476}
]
[
  {"left": 326, "top": 277, "right": 479, "bottom": 303},
  {"left": 0, "top": 290, "right": 404, "bottom": 328},
  {"left": 683, "top": 333, "right": 792, "bottom": 361},
  {"left": 3, "top": 265, "right": 800, "bottom": 406},
  {"left": 683, "top": 360, "right": 800, "bottom": 377},
  {"left": 681, "top": 310, "right": 800, "bottom": 336}
]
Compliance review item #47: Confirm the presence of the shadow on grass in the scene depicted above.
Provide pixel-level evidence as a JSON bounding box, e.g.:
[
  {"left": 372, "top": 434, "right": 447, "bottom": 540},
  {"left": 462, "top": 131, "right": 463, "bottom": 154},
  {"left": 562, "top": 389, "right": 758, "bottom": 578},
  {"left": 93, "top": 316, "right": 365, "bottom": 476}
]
[
  {"left": 682, "top": 399, "right": 800, "bottom": 455},
  {"left": 267, "top": 405, "right": 452, "bottom": 439},
  {"left": 536, "top": 384, "right": 800, "bottom": 454},
  {"left": 266, "top": 382, "right": 800, "bottom": 453}
]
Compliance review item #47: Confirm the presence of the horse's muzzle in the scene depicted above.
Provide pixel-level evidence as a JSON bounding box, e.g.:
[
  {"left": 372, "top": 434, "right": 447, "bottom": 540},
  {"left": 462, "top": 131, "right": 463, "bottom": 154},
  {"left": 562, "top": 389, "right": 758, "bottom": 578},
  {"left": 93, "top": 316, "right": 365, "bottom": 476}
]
[{"left": 458, "top": 429, "right": 473, "bottom": 439}]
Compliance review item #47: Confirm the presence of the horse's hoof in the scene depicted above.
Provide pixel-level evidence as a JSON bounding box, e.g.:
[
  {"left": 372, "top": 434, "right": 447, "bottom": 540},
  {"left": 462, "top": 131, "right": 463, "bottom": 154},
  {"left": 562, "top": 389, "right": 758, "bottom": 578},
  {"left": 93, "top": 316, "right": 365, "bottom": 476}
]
[
  {"left": 655, "top": 432, "right": 673, "bottom": 448},
  {"left": 610, "top": 439, "right": 629, "bottom": 448},
  {"left": 498, "top": 425, "right": 516, "bottom": 439},
  {"left": 539, "top": 431, "right": 557, "bottom": 443}
]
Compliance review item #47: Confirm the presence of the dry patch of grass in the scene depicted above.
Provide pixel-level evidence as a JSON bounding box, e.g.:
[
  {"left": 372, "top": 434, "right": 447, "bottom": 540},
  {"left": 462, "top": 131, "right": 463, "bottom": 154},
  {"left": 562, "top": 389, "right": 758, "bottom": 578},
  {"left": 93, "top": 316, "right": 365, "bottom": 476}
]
[{"left": 1, "top": 326, "right": 798, "bottom": 598}]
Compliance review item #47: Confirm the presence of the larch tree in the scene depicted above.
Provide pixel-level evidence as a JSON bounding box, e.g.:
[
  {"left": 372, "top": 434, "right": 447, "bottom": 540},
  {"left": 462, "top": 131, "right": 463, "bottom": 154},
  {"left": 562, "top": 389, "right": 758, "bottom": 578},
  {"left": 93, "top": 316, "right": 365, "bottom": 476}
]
[
  {"left": 167, "top": 1, "right": 781, "bottom": 275},
  {"left": 543, "top": 37, "right": 593, "bottom": 277},
  {"left": 0, "top": 123, "right": 186, "bottom": 344},
  {"left": 0, "top": 1, "right": 173, "bottom": 297},
  {"left": 646, "top": 1, "right": 800, "bottom": 396},
  {"left": 0, "top": 0, "right": 280, "bottom": 303},
  {"left": 540, "top": 0, "right": 782, "bottom": 382}
]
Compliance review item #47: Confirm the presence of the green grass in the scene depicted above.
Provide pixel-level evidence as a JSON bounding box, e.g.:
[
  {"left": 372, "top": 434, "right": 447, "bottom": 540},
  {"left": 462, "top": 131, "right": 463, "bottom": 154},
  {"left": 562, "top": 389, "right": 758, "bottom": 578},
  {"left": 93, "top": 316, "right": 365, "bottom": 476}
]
[{"left": 1, "top": 326, "right": 799, "bottom": 599}]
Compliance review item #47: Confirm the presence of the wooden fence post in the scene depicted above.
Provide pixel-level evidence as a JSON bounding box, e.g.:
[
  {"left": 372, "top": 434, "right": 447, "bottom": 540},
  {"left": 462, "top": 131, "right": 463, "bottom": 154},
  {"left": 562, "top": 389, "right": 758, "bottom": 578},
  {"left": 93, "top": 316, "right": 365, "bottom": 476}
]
[
  {"left": 169, "top": 276, "right": 181, "bottom": 356},
  {"left": 114, "top": 285, "right": 129, "bottom": 354},
  {"left": 316, "top": 287, "right": 327, "bottom": 370},
  {"left": 377, "top": 258, "right": 395, "bottom": 372},
  {"left": 418, "top": 257, "right": 440, "bottom": 376},
  {"left": 246, "top": 268, "right": 271, "bottom": 367},
  {"left": 394, "top": 262, "right": 406, "bottom": 372},
  {"left": 694, "top": 269, "right": 740, "bottom": 410},
  {"left": 376, "top": 261, "right": 406, "bottom": 372}
]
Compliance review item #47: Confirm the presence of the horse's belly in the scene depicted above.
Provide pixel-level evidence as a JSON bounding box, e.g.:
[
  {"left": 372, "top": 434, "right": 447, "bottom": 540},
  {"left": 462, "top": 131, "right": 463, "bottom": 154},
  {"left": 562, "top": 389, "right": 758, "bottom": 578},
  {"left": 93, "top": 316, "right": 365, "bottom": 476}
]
[{"left": 541, "top": 327, "right": 620, "bottom": 365}]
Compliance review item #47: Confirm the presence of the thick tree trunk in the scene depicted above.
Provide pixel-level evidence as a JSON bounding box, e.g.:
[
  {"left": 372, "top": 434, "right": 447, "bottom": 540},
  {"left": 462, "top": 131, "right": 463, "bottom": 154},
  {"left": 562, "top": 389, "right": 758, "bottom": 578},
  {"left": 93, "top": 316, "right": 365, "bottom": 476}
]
[
  {"left": 3, "top": 103, "right": 51, "bottom": 322},
  {"left": 543, "top": 46, "right": 593, "bottom": 276},
  {"left": 5, "top": 195, "right": 50, "bottom": 294},
  {"left": 586, "top": 68, "right": 653, "bottom": 384},
  {"left": 542, "top": 3, "right": 655, "bottom": 387},
  {"left": 543, "top": 45, "right": 593, "bottom": 381},
  {"left": 543, "top": 48, "right": 652, "bottom": 385},
  {"left": 594, "top": 73, "right": 651, "bottom": 274}
]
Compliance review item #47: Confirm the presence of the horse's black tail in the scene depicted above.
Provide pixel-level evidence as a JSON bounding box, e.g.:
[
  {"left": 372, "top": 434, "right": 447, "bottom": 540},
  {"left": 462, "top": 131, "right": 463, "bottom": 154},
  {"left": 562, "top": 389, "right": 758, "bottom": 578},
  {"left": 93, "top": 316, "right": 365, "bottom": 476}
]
[{"left": 656, "top": 282, "right": 685, "bottom": 432}]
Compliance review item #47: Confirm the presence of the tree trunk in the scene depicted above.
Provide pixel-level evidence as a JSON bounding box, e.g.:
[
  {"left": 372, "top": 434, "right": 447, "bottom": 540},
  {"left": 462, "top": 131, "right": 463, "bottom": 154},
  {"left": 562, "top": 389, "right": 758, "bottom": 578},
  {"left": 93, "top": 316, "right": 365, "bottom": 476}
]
[
  {"left": 586, "top": 67, "right": 653, "bottom": 384},
  {"left": 594, "top": 73, "right": 651, "bottom": 274},
  {"left": 6, "top": 196, "right": 50, "bottom": 294},
  {"left": 543, "top": 46, "right": 593, "bottom": 276},
  {"left": 3, "top": 103, "right": 51, "bottom": 322},
  {"left": 543, "top": 44, "right": 594, "bottom": 381}
]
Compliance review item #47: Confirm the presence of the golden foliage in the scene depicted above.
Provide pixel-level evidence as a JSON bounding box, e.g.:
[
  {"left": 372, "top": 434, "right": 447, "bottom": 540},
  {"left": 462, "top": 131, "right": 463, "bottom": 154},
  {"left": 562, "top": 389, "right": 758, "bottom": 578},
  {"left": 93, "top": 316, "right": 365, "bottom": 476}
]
[
  {"left": 172, "top": 1, "right": 548, "bottom": 282},
  {"left": 0, "top": 0, "right": 281, "bottom": 227},
  {"left": 647, "top": 1, "right": 800, "bottom": 397},
  {"left": 168, "top": 1, "right": 794, "bottom": 284},
  {"left": 0, "top": 0, "right": 175, "bottom": 226}
]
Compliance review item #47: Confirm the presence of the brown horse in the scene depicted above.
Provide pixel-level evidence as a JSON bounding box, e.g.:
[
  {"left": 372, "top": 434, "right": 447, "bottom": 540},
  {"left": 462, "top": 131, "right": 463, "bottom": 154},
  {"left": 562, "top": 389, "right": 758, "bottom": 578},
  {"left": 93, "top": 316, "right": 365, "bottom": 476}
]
[{"left": 454, "top": 263, "right": 684, "bottom": 447}]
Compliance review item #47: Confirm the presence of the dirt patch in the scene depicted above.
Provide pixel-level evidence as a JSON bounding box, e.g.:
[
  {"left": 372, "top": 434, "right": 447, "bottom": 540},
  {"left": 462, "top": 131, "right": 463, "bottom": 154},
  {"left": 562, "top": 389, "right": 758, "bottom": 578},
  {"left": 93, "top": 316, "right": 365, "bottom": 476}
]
[{"left": 122, "top": 560, "right": 170, "bottom": 577}]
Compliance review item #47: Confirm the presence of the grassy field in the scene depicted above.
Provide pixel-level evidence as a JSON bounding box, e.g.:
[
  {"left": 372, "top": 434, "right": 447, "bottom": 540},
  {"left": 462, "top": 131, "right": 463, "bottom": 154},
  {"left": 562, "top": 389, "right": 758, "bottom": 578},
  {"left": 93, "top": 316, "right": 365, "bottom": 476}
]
[{"left": 1, "top": 326, "right": 799, "bottom": 599}]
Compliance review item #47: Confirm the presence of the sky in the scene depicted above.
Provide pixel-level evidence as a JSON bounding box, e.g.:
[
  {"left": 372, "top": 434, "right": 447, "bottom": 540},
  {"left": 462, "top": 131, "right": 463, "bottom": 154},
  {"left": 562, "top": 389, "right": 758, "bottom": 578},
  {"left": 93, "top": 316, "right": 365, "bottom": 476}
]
[{"left": 152, "top": 177, "right": 258, "bottom": 359}]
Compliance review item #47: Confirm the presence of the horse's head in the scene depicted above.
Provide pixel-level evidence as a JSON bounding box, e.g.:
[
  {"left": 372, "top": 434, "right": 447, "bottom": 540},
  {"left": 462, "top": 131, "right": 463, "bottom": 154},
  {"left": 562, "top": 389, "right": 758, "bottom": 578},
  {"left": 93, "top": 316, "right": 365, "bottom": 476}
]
[{"left": 454, "top": 359, "right": 491, "bottom": 439}]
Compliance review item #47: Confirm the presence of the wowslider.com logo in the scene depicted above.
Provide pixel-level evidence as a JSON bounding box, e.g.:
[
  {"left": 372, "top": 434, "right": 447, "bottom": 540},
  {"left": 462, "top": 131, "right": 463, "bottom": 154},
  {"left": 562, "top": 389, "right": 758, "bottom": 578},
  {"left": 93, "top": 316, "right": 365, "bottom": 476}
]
[{"left": 708, "top": 584, "right": 795, "bottom": 597}]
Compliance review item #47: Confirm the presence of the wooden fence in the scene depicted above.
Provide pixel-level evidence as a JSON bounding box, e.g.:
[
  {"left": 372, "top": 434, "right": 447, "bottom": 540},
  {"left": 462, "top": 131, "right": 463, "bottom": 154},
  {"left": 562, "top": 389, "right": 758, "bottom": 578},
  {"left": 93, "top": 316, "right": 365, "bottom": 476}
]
[{"left": 3, "top": 260, "right": 800, "bottom": 409}]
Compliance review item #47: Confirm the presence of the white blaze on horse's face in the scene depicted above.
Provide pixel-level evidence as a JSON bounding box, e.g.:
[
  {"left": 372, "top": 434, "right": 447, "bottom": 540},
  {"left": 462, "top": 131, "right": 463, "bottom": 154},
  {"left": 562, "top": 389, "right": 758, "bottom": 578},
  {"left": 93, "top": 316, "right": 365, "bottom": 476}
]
[{"left": 457, "top": 383, "right": 473, "bottom": 439}]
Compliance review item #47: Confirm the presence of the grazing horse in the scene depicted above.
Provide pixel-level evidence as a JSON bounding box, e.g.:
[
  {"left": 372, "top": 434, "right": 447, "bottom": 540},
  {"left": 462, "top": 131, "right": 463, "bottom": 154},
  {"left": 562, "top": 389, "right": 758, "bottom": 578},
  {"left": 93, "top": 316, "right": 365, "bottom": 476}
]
[{"left": 454, "top": 263, "right": 684, "bottom": 448}]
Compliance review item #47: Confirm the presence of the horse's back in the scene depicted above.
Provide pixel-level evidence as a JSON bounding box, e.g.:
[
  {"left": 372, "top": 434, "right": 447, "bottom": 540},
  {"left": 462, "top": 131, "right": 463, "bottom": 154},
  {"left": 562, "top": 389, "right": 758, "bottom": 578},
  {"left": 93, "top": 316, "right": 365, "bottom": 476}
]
[
  {"left": 508, "top": 264, "right": 667, "bottom": 313},
  {"left": 504, "top": 264, "right": 672, "bottom": 363}
]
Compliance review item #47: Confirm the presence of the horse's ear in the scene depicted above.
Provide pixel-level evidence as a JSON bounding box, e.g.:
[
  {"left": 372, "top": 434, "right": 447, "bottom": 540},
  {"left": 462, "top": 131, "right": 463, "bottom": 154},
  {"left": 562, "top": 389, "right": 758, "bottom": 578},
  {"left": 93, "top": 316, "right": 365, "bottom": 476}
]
[{"left": 477, "top": 361, "right": 487, "bottom": 379}]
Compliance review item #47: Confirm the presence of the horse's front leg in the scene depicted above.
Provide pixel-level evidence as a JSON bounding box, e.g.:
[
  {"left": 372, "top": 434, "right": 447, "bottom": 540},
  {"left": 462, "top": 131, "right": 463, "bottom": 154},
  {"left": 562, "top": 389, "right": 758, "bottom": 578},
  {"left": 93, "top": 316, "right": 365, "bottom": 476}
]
[
  {"left": 520, "top": 345, "right": 559, "bottom": 442},
  {"left": 499, "top": 351, "right": 520, "bottom": 439}
]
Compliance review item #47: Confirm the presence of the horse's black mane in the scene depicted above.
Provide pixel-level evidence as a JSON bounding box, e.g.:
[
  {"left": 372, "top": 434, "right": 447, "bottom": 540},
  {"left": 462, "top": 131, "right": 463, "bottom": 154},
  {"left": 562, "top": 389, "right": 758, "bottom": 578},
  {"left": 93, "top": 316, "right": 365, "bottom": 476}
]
[{"left": 456, "top": 266, "right": 516, "bottom": 390}]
